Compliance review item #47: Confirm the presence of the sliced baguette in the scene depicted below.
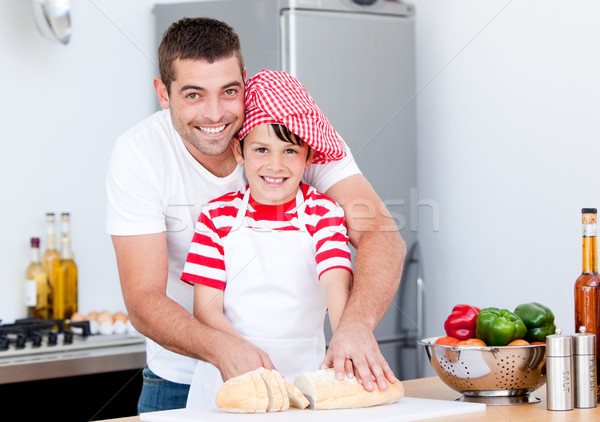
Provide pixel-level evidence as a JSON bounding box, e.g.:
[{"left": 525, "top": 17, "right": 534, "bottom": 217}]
[
  {"left": 250, "top": 370, "right": 269, "bottom": 413},
  {"left": 272, "top": 370, "right": 290, "bottom": 411},
  {"left": 293, "top": 368, "right": 404, "bottom": 410},
  {"left": 257, "top": 367, "right": 284, "bottom": 411},
  {"left": 214, "top": 371, "right": 258, "bottom": 413},
  {"left": 284, "top": 377, "right": 310, "bottom": 409}
]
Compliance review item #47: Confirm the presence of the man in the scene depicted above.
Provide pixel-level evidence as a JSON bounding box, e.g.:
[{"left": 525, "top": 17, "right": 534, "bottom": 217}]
[{"left": 106, "top": 17, "right": 405, "bottom": 413}]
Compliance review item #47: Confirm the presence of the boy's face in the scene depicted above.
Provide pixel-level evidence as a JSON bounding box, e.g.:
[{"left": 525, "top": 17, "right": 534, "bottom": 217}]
[{"left": 233, "top": 124, "right": 313, "bottom": 205}]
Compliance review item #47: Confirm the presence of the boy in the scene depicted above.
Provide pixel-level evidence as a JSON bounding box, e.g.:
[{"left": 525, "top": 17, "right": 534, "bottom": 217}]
[{"left": 181, "top": 70, "right": 353, "bottom": 407}]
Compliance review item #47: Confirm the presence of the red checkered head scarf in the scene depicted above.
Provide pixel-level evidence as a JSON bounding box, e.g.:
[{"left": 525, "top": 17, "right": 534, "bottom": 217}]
[{"left": 237, "top": 70, "right": 346, "bottom": 164}]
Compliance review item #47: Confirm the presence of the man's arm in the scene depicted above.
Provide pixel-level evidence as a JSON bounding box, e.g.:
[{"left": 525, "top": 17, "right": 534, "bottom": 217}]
[
  {"left": 112, "top": 233, "right": 274, "bottom": 381},
  {"left": 323, "top": 174, "right": 406, "bottom": 391}
]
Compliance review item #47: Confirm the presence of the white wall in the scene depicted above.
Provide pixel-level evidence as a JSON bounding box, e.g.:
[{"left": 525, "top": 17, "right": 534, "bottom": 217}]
[
  {"left": 0, "top": 0, "right": 193, "bottom": 321},
  {"left": 412, "top": 0, "right": 600, "bottom": 359}
]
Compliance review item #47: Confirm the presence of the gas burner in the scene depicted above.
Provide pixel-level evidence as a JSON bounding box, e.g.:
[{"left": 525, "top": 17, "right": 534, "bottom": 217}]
[{"left": 0, "top": 318, "right": 91, "bottom": 352}]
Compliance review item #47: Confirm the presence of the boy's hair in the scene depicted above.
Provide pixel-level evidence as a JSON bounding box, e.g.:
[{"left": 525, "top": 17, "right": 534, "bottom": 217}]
[
  {"left": 240, "top": 124, "right": 312, "bottom": 161},
  {"left": 158, "top": 17, "right": 244, "bottom": 94}
]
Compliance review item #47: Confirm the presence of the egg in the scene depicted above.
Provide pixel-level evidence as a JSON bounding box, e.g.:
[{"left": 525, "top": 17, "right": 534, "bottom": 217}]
[
  {"left": 97, "top": 310, "right": 113, "bottom": 325},
  {"left": 87, "top": 311, "right": 99, "bottom": 322},
  {"left": 70, "top": 312, "right": 86, "bottom": 322},
  {"left": 113, "top": 311, "right": 128, "bottom": 323}
]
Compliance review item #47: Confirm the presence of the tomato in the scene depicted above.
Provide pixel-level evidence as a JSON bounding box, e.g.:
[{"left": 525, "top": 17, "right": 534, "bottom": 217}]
[
  {"left": 530, "top": 341, "right": 545, "bottom": 345},
  {"left": 507, "top": 339, "right": 530, "bottom": 346},
  {"left": 456, "top": 338, "right": 486, "bottom": 346},
  {"left": 435, "top": 336, "right": 460, "bottom": 345}
]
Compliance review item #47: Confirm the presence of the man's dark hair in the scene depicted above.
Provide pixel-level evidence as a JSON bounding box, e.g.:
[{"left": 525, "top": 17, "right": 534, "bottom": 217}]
[{"left": 158, "top": 17, "right": 244, "bottom": 93}]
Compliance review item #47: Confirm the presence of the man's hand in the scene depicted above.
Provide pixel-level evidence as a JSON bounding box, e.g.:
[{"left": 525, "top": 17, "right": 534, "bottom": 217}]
[
  {"left": 320, "top": 319, "right": 396, "bottom": 392},
  {"left": 323, "top": 174, "right": 404, "bottom": 391},
  {"left": 215, "top": 336, "right": 276, "bottom": 381}
]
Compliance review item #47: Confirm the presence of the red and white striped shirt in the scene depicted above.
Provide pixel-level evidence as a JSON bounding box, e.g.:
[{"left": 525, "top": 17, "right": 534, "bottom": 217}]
[{"left": 181, "top": 183, "right": 352, "bottom": 290}]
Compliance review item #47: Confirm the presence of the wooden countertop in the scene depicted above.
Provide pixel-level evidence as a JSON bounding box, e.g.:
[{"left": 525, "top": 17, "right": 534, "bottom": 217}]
[{"left": 99, "top": 376, "right": 598, "bottom": 422}]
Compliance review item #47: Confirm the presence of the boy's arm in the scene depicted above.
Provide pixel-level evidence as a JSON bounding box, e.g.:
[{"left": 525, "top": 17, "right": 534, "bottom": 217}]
[
  {"left": 319, "top": 268, "right": 351, "bottom": 332},
  {"left": 193, "top": 284, "right": 242, "bottom": 340}
]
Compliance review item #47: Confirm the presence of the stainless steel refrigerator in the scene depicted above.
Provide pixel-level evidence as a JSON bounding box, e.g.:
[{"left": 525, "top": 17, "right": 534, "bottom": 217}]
[{"left": 154, "top": 0, "right": 423, "bottom": 380}]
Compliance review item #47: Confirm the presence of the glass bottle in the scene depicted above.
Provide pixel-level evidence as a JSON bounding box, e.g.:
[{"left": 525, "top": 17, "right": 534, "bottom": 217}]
[
  {"left": 53, "top": 213, "right": 78, "bottom": 320},
  {"left": 43, "top": 212, "right": 59, "bottom": 318},
  {"left": 574, "top": 207, "right": 600, "bottom": 401},
  {"left": 25, "top": 237, "right": 48, "bottom": 319}
]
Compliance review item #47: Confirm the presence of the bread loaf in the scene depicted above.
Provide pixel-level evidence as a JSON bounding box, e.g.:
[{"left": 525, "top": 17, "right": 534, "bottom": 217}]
[
  {"left": 293, "top": 368, "right": 404, "bottom": 410},
  {"left": 215, "top": 368, "right": 308, "bottom": 413},
  {"left": 216, "top": 367, "right": 402, "bottom": 413}
]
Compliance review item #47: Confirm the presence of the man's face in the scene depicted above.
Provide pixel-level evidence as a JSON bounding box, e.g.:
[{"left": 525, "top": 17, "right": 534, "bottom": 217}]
[{"left": 159, "top": 56, "right": 246, "bottom": 157}]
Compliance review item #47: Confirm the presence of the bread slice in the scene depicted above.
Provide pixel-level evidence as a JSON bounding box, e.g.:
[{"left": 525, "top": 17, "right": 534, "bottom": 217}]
[
  {"left": 214, "top": 371, "right": 258, "bottom": 413},
  {"left": 293, "top": 368, "right": 404, "bottom": 410},
  {"left": 257, "top": 367, "right": 284, "bottom": 411},
  {"left": 284, "top": 377, "right": 310, "bottom": 409},
  {"left": 272, "top": 370, "right": 290, "bottom": 411},
  {"left": 250, "top": 369, "right": 269, "bottom": 412}
]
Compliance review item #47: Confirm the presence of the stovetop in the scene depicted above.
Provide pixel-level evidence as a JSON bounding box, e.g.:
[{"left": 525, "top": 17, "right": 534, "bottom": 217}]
[
  {"left": 0, "top": 317, "right": 146, "bottom": 384},
  {"left": 0, "top": 317, "right": 144, "bottom": 362}
]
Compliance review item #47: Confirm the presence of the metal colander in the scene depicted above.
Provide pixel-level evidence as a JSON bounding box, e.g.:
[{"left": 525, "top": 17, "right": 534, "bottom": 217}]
[{"left": 418, "top": 337, "right": 546, "bottom": 405}]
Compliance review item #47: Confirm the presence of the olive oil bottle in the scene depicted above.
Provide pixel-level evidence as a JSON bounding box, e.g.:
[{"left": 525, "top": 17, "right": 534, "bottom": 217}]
[
  {"left": 574, "top": 207, "right": 600, "bottom": 401},
  {"left": 53, "top": 213, "right": 78, "bottom": 319},
  {"left": 43, "top": 212, "right": 60, "bottom": 318}
]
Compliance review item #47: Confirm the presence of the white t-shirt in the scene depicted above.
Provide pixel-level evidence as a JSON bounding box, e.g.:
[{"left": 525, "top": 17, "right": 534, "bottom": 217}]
[{"left": 106, "top": 109, "right": 361, "bottom": 385}]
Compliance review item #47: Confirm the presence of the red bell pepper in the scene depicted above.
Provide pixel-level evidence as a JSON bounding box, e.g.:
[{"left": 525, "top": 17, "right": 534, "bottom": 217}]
[{"left": 444, "top": 304, "right": 481, "bottom": 341}]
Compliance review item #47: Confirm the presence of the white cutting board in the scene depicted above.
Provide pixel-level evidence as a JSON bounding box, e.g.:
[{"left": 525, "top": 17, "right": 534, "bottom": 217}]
[{"left": 140, "top": 398, "right": 485, "bottom": 422}]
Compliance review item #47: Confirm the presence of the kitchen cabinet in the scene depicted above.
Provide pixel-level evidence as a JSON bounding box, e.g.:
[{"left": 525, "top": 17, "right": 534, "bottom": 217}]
[{"left": 0, "top": 368, "right": 142, "bottom": 421}]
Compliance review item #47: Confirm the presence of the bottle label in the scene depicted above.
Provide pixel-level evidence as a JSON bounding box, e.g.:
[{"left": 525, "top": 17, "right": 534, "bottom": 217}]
[
  {"left": 583, "top": 224, "right": 597, "bottom": 237},
  {"left": 25, "top": 279, "right": 37, "bottom": 306}
]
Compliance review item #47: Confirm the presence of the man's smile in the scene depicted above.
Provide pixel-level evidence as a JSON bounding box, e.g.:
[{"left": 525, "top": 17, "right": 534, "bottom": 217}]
[{"left": 197, "top": 124, "right": 227, "bottom": 134}]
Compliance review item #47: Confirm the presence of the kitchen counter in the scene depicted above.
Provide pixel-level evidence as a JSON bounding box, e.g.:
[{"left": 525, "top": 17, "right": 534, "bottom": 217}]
[{"left": 97, "top": 376, "right": 600, "bottom": 422}]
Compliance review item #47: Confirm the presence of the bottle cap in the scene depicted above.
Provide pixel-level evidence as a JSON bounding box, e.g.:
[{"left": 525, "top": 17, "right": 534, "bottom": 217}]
[
  {"left": 573, "top": 326, "right": 596, "bottom": 355},
  {"left": 546, "top": 328, "right": 572, "bottom": 357},
  {"left": 582, "top": 208, "right": 597, "bottom": 214},
  {"left": 30, "top": 237, "right": 40, "bottom": 248}
]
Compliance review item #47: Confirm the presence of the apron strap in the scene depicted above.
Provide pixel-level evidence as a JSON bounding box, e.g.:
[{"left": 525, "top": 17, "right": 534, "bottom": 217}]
[{"left": 236, "top": 185, "right": 309, "bottom": 231}]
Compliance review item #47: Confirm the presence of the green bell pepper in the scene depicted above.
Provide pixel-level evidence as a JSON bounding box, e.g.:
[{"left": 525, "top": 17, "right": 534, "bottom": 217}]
[
  {"left": 513, "top": 302, "right": 556, "bottom": 342},
  {"left": 475, "top": 307, "right": 527, "bottom": 346}
]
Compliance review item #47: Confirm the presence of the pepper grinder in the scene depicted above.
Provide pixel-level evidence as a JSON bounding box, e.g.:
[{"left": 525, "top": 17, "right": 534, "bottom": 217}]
[
  {"left": 546, "top": 328, "right": 574, "bottom": 411},
  {"left": 573, "top": 326, "right": 597, "bottom": 408}
]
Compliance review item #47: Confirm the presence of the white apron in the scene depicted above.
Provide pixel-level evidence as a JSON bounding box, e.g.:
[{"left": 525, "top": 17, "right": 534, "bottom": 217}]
[{"left": 187, "top": 187, "right": 327, "bottom": 408}]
